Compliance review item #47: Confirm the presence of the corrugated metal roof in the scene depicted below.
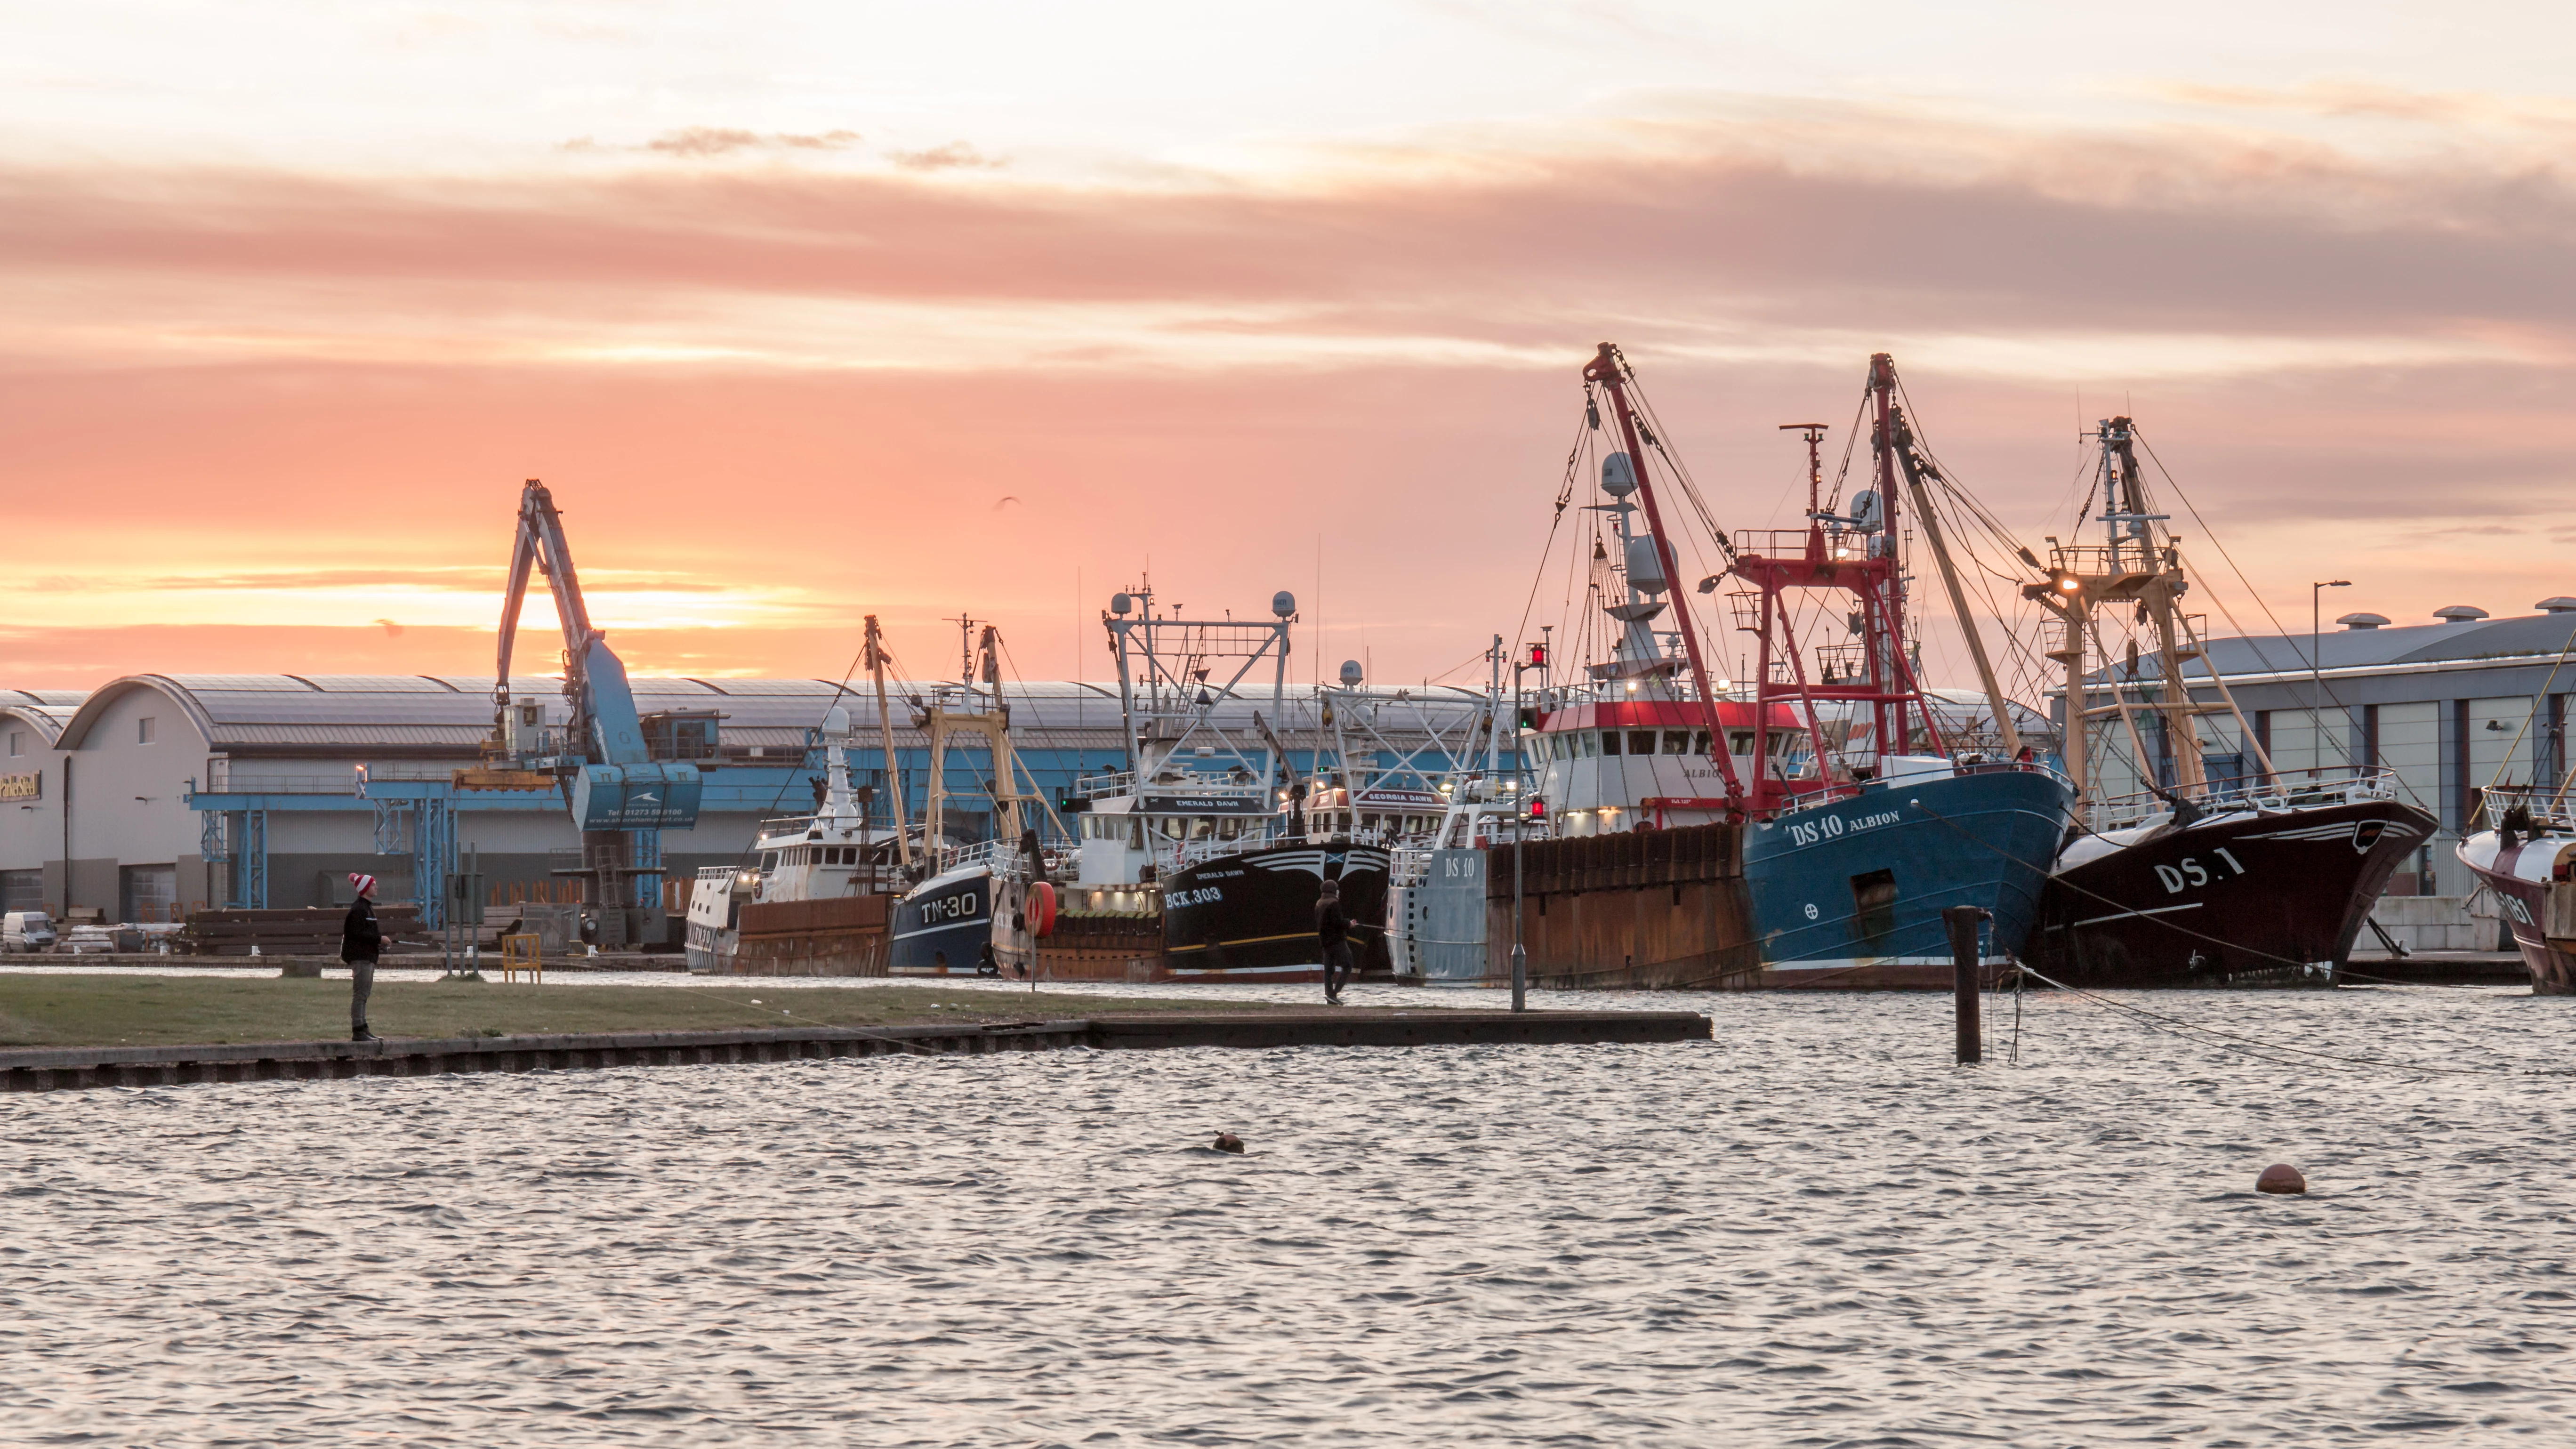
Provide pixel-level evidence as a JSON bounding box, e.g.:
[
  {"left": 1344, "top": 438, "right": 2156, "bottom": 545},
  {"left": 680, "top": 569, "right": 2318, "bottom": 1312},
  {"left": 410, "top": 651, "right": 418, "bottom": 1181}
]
[
  {"left": 211, "top": 724, "right": 494, "bottom": 746},
  {"left": 0, "top": 690, "right": 85, "bottom": 744},
  {"left": 2116, "top": 611, "right": 2576, "bottom": 685},
  {"left": 38, "top": 675, "right": 1492, "bottom": 756},
  {"left": 288, "top": 675, "right": 468, "bottom": 693}
]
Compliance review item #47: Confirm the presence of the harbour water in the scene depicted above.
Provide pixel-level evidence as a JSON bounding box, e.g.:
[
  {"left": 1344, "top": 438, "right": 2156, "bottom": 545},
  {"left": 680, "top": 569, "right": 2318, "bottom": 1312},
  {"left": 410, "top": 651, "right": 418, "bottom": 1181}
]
[{"left": 6, "top": 982, "right": 2573, "bottom": 1444}]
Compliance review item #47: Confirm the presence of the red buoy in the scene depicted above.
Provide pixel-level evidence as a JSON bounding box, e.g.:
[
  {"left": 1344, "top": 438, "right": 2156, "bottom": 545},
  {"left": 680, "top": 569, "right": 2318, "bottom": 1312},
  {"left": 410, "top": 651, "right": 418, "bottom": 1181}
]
[
  {"left": 2256, "top": 1163, "right": 2307, "bottom": 1194},
  {"left": 1029, "top": 881, "right": 1057, "bottom": 938}
]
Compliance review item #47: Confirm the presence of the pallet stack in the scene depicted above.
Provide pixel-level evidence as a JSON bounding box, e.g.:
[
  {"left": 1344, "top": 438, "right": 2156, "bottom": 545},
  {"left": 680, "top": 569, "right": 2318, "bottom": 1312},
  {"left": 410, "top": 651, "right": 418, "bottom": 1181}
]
[{"left": 180, "top": 907, "right": 425, "bottom": 957}]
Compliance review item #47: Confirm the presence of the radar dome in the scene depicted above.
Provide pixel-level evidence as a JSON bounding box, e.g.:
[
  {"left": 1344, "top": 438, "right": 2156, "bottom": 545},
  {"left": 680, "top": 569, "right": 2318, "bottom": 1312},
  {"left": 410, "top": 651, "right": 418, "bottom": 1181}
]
[
  {"left": 1272, "top": 590, "right": 1297, "bottom": 618},
  {"left": 823, "top": 706, "right": 851, "bottom": 734},
  {"left": 1624, "top": 535, "right": 1667, "bottom": 593},
  {"left": 1602, "top": 451, "right": 1639, "bottom": 497},
  {"left": 1339, "top": 660, "right": 1364, "bottom": 687},
  {"left": 1110, "top": 592, "right": 1134, "bottom": 615}
]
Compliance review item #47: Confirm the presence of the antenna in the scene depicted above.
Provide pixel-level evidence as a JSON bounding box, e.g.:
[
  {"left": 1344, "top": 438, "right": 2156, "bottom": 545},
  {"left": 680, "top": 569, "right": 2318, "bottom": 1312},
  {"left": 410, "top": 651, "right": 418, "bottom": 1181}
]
[{"left": 1780, "top": 423, "right": 1829, "bottom": 514}]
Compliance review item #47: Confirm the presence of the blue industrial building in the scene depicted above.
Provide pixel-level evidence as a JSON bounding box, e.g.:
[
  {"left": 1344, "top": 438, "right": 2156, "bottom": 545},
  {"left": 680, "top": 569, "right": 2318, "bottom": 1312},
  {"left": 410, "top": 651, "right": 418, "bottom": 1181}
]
[{"left": 0, "top": 674, "right": 1492, "bottom": 927}]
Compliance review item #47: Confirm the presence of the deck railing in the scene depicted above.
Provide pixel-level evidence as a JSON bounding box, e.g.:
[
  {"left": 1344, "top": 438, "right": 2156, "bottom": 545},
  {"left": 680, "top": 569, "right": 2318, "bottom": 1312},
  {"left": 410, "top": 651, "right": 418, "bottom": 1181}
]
[
  {"left": 2478, "top": 786, "right": 2576, "bottom": 835},
  {"left": 2090, "top": 765, "right": 2401, "bottom": 832}
]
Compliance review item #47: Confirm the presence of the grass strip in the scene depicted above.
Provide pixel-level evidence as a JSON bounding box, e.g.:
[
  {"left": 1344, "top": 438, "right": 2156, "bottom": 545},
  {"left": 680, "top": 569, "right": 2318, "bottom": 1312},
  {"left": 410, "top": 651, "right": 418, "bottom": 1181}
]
[{"left": 0, "top": 975, "right": 1309, "bottom": 1049}]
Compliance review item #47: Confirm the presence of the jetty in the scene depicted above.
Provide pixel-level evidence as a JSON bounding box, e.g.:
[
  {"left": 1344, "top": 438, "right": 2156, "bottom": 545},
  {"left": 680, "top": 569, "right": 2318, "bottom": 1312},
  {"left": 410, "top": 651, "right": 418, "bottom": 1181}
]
[{"left": 0, "top": 1009, "right": 1709, "bottom": 1093}]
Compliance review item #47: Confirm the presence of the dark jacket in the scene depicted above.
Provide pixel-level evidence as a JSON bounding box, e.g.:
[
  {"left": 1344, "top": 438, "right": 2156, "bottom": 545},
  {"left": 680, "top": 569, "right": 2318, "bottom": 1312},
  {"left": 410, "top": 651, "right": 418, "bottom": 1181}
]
[
  {"left": 1314, "top": 895, "right": 1349, "bottom": 946},
  {"left": 341, "top": 898, "right": 383, "bottom": 964}
]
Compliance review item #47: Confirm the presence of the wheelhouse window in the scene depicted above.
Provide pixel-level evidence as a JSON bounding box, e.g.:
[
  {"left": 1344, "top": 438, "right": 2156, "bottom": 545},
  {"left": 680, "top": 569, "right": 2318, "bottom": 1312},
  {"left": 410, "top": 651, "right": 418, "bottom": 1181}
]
[
  {"left": 758, "top": 852, "right": 778, "bottom": 872},
  {"left": 1727, "top": 730, "right": 1755, "bottom": 755},
  {"left": 1661, "top": 730, "right": 1689, "bottom": 755},
  {"left": 1691, "top": 730, "right": 1710, "bottom": 756},
  {"left": 1600, "top": 731, "right": 1620, "bottom": 757}
]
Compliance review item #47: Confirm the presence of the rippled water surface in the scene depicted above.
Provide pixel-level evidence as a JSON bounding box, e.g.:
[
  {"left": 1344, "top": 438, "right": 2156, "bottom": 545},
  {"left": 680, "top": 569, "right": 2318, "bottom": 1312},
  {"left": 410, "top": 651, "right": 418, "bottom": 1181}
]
[{"left": 7, "top": 983, "right": 2575, "bottom": 1446}]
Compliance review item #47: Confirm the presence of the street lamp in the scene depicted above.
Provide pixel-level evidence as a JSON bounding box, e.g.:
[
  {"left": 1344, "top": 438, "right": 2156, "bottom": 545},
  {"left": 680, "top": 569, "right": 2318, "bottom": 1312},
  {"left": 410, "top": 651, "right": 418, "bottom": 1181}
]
[{"left": 2312, "top": 580, "right": 2351, "bottom": 775}]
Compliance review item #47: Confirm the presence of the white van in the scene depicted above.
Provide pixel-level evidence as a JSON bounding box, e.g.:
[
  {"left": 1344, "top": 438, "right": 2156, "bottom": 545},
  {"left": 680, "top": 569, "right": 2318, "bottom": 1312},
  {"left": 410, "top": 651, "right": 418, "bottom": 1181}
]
[{"left": 3, "top": 910, "right": 57, "bottom": 953}]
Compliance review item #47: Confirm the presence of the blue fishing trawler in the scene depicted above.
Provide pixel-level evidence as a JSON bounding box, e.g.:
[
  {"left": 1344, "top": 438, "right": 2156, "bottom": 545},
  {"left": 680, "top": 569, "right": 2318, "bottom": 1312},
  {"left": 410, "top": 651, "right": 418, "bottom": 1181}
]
[{"left": 1519, "top": 346, "right": 2072, "bottom": 985}]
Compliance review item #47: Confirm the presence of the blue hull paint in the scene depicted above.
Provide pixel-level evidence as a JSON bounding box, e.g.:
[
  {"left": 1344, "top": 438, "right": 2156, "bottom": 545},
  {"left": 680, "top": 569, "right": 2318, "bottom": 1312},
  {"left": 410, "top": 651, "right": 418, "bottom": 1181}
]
[
  {"left": 1744, "top": 769, "right": 2072, "bottom": 974},
  {"left": 888, "top": 870, "right": 995, "bottom": 974}
]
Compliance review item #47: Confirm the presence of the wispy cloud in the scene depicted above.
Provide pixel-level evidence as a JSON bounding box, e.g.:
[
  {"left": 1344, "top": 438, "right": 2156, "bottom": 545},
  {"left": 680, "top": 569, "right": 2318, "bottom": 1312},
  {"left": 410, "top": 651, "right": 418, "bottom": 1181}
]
[
  {"left": 4, "top": 94, "right": 2575, "bottom": 688},
  {"left": 887, "top": 142, "right": 1005, "bottom": 172},
  {"left": 560, "top": 128, "right": 867, "bottom": 158},
  {"left": 5, "top": 100, "right": 2572, "bottom": 365}
]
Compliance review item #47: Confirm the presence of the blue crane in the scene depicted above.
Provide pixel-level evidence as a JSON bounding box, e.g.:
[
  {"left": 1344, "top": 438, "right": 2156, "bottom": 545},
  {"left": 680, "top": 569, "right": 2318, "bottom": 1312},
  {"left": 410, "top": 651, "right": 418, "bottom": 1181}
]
[{"left": 492, "top": 480, "right": 706, "bottom": 832}]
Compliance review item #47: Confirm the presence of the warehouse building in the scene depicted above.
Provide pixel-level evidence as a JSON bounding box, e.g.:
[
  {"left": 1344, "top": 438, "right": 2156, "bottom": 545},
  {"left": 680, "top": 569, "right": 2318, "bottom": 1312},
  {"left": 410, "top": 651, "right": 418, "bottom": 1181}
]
[{"left": 0, "top": 673, "right": 1491, "bottom": 926}]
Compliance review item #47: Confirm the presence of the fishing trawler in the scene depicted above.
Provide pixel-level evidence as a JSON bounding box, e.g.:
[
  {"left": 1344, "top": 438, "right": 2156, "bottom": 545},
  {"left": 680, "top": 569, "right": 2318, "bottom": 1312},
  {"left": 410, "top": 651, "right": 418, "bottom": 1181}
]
[
  {"left": 1508, "top": 346, "right": 2073, "bottom": 986},
  {"left": 886, "top": 624, "right": 1065, "bottom": 977},
  {"left": 683, "top": 702, "right": 902, "bottom": 972},
  {"left": 1384, "top": 641, "right": 1546, "bottom": 985},
  {"left": 2015, "top": 418, "right": 2435, "bottom": 986},
  {"left": 1158, "top": 661, "right": 1481, "bottom": 980},
  {"left": 2458, "top": 790, "right": 2576, "bottom": 994},
  {"left": 1059, "top": 585, "right": 1364, "bottom": 982}
]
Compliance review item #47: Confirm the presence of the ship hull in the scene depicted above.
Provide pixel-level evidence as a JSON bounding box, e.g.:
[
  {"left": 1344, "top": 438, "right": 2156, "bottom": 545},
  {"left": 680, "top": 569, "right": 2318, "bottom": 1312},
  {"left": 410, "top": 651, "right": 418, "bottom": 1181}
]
[
  {"left": 888, "top": 869, "right": 998, "bottom": 975},
  {"left": 1161, "top": 842, "right": 1391, "bottom": 982},
  {"left": 2458, "top": 832, "right": 2576, "bottom": 995},
  {"left": 2031, "top": 800, "right": 2435, "bottom": 988},
  {"left": 1741, "top": 768, "right": 2073, "bottom": 989}
]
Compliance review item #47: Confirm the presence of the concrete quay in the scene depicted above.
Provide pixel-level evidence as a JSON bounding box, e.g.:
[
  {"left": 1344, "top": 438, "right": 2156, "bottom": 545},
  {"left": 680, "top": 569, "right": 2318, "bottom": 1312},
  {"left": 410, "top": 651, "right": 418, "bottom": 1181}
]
[
  {"left": 0, "top": 1010, "right": 1712, "bottom": 1093},
  {"left": 0, "top": 953, "right": 690, "bottom": 972}
]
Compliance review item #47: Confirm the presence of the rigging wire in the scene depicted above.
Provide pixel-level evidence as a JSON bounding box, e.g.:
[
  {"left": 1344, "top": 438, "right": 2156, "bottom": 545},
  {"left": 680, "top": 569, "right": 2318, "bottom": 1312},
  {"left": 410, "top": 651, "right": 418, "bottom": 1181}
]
[
  {"left": 2132, "top": 429, "right": 2358, "bottom": 747},
  {"left": 721, "top": 639, "right": 873, "bottom": 884},
  {"left": 2012, "top": 963, "right": 2576, "bottom": 1079},
  {"left": 1508, "top": 411, "right": 1596, "bottom": 683}
]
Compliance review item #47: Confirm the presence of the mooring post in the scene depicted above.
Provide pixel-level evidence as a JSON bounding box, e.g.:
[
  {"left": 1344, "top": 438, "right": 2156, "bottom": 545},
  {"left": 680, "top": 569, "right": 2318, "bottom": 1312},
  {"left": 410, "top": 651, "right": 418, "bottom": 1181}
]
[
  {"left": 1510, "top": 832, "right": 1528, "bottom": 1013},
  {"left": 1942, "top": 904, "right": 1987, "bottom": 1064}
]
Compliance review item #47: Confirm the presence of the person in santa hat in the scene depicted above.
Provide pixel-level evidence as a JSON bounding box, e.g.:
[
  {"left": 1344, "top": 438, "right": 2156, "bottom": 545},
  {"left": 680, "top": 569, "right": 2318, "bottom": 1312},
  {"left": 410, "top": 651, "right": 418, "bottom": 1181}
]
[{"left": 341, "top": 873, "right": 385, "bottom": 1042}]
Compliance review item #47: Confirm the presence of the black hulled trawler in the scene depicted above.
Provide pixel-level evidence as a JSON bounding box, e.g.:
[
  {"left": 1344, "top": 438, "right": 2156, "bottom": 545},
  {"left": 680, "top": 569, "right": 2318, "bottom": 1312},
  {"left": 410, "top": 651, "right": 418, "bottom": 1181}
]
[{"left": 2017, "top": 419, "right": 2434, "bottom": 986}]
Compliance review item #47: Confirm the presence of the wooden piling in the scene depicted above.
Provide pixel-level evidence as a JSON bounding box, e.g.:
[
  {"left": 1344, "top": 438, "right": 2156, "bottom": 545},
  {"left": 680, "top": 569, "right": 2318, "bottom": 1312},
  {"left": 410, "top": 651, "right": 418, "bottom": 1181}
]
[{"left": 1943, "top": 905, "right": 1986, "bottom": 1064}]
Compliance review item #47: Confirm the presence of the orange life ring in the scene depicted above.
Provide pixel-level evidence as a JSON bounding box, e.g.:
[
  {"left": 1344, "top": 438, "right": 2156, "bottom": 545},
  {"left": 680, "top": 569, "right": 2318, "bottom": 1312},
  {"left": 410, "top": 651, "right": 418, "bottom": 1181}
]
[{"left": 1029, "top": 881, "right": 1057, "bottom": 938}]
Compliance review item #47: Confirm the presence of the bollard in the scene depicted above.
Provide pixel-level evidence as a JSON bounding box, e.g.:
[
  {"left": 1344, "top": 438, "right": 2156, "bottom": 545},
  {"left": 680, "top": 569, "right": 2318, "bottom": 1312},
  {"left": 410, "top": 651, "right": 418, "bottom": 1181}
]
[{"left": 1942, "top": 905, "right": 1988, "bottom": 1065}]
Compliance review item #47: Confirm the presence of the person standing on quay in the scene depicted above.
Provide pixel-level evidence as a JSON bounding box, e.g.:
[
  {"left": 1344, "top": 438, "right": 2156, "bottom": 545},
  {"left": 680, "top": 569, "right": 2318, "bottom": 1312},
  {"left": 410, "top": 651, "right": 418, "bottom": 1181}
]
[
  {"left": 1315, "top": 877, "right": 1353, "bottom": 1005},
  {"left": 341, "top": 873, "right": 383, "bottom": 1042}
]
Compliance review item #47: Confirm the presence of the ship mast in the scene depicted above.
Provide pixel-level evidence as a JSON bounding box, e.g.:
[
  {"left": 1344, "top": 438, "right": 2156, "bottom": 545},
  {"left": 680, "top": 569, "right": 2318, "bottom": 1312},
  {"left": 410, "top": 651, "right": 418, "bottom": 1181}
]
[
  {"left": 1884, "top": 393, "right": 2024, "bottom": 758},
  {"left": 2106, "top": 422, "right": 2206, "bottom": 796},
  {"left": 1865, "top": 357, "right": 1915, "bottom": 760},
  {"left": 2024, "top": 416, "right": 2267, "bottom": 823},
  {"left": 865, "top": 614, "right": 911, "bottom": 869},
  {"left": 1581, "top": 344, "right": 1749, "bottom": 819}
]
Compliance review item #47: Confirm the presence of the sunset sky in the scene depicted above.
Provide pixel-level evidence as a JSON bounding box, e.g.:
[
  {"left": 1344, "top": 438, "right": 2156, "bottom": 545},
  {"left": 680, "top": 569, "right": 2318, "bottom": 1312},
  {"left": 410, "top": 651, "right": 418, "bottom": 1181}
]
[{"left": 6, "top": 1, "right": 2574, "bottom": 694}]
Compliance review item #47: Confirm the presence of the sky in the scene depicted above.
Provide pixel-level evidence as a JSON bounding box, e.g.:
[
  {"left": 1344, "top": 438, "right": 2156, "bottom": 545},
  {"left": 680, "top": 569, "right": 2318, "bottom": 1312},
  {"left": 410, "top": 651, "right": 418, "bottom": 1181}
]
[{"left": 5, "top": 0, "right": 2575, "bottom": 697}]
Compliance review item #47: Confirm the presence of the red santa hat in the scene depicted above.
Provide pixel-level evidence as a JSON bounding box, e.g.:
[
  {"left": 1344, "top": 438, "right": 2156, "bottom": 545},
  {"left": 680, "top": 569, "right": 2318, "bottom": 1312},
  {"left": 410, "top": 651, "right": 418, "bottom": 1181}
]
[{"left": 349, "top": 873, "right": 377, "bottom": 897}]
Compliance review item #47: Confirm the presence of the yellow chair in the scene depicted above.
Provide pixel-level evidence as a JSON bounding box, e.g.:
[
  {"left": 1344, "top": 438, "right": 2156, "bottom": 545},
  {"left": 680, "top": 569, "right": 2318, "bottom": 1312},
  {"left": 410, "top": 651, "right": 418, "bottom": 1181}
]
[{"left": 500, "top": 934, "right": 544, "bottom": 984}]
